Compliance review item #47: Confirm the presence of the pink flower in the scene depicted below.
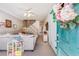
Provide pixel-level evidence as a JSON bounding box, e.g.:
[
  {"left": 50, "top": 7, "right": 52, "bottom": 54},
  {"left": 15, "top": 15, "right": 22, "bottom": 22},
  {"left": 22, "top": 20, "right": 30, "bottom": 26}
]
[
  {"left": 55, "top": 11, "right": 61, "bottom": 20},
  {"left": 60, "top": 3, "right": 77, "bottom": 22},
  {"left": 52, "top": 3, "right": 77, "bottom": 22},
  {"left": 53, "top": 3, "right": 63, "bottom": 21},
  {"left": 53, "top": 3, "right": 63, "bottom": 13}
]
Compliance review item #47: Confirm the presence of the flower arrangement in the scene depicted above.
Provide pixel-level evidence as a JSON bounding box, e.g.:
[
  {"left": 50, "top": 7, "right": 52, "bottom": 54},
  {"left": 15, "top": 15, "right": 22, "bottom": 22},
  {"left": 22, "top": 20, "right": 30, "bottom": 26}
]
[{"left": 51, "top": 3, "right": 79, "bottom": 29}]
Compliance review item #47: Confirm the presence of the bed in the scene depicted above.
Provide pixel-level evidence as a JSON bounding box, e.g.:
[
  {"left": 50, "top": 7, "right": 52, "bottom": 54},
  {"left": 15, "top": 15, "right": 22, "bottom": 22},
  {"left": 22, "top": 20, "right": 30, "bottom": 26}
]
[{"left": 0, "top": 33, "right": 38, "bottom": 51}]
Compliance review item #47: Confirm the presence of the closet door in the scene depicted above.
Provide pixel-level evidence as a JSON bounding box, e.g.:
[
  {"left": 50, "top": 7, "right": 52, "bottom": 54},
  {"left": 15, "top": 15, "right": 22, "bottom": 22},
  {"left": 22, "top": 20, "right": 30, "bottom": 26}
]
[{"left": 48, "top": 14, "right": 57, "bottom": 54}]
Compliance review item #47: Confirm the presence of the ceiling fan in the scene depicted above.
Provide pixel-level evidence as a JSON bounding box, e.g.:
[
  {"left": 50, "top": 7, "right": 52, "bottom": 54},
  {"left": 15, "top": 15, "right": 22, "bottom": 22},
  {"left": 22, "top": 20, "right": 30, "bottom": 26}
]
[{"left": 24, "top": 8, "right": 37, "bottom": 18}]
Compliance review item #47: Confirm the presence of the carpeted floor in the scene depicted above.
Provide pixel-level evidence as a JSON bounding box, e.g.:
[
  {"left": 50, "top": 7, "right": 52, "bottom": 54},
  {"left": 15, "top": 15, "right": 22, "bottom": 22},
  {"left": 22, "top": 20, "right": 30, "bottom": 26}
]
[{"left": 0, "top": 35, "right": 56, "bottom": 56}]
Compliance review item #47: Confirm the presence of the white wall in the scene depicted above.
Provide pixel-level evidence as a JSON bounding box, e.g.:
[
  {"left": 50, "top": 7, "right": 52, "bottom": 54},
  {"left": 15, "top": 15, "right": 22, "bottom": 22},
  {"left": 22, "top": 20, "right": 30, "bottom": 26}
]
[
  {"left": 0, "top": 11, "right": 23, "bottom": 34},
  {"left": 47, "top": 13, "right": 57, "bottom": 53}
]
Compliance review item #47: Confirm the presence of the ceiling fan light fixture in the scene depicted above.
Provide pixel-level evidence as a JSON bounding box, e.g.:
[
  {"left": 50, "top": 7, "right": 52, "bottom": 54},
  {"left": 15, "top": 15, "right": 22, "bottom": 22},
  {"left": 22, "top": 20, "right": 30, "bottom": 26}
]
[
  {"left": 23, "top": 8, "right": 38, "bottom": 19},
  {"left": 27, "top": 13, "right": 32, "bottom": 17},
  {"left": 24, "top": 13, "right": 27, "bottom": 16}
]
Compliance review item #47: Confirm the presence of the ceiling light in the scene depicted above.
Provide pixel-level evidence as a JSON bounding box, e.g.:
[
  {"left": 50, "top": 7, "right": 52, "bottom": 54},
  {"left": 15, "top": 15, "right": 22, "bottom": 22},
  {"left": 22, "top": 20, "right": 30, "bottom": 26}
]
[
  {"left": 24, "top": 13, "right": 28, "bottom": 16},
  {"left": 27, "top": 13, "right": 31, "bottom": 17}
]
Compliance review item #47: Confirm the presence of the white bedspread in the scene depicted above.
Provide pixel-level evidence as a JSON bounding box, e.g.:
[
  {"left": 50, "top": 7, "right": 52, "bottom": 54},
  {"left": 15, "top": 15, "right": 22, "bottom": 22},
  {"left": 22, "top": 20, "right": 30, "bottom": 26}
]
[{"left": 0, "top": 33, "right": 38, "bottom": 50}]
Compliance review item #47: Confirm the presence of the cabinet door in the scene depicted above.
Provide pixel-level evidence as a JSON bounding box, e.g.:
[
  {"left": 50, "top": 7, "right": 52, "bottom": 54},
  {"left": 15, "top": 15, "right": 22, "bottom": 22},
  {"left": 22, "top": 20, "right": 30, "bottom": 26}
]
[
  {"left": 59, "top": 39, "right": 77, "bottom": 56},
  {"left": 57, "top": 22, "right": 77, "bottom": 56},
  {"left": 57, "top": 47, "right": 67, "bottom": 56}
]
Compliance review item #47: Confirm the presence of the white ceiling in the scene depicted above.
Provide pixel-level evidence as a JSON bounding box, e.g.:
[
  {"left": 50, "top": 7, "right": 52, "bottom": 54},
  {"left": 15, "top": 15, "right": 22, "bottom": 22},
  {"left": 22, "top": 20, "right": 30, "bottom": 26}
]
[{"left": 0, "top": 3, "right": 53, "bottom": 21}]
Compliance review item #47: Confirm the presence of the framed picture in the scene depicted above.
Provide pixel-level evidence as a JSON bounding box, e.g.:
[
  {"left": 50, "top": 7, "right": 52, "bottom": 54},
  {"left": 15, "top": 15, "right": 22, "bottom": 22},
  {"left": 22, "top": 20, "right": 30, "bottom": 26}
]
[{"left": 5, "top": 19, "right": 12, "bottom": 28}]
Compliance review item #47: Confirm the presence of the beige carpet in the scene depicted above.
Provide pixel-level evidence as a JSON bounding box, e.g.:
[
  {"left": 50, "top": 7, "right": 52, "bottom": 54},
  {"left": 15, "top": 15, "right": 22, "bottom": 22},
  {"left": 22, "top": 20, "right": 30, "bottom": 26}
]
[{"left": 0, "top": 35, "right": 56, "bottom": 56}]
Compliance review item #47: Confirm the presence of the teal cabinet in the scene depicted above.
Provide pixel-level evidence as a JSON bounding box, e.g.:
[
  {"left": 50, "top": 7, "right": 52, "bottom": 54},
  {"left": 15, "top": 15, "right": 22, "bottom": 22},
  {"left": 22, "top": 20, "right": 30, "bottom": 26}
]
[
  {"left": 57, "top": 22, "right": 79, "bottom": 56},
  {"left": 50, "top": 3, "right": 79, "bottom": 56}
]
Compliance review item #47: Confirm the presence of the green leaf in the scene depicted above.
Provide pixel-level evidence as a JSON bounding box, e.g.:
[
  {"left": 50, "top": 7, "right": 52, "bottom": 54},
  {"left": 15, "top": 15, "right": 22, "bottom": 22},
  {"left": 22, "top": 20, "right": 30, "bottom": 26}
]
[
  {"left": 74, "top": 15, "right": 79, "bottom": 23},
  {"left": 50, "top": 9, "right": 54, "bottom": 14},
  {"left": 68, "top": 22, "right": 76, "bottom": 29}
]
